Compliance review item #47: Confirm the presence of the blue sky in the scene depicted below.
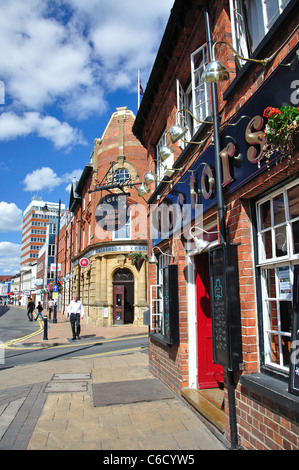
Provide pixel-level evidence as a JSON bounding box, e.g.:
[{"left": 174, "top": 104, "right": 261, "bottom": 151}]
[{"left": 0, "top": 0, "right": 174, "bottom": 274}]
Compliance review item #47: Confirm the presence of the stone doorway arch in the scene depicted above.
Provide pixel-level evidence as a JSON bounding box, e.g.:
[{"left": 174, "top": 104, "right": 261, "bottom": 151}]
[{"left": 112, "top": 268, "right": 134, "bottom": 324}]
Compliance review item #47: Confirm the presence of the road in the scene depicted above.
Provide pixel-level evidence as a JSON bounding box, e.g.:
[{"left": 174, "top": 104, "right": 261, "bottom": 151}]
[{"left": 0, "top": 305, "right": 148, "bottom": 370}]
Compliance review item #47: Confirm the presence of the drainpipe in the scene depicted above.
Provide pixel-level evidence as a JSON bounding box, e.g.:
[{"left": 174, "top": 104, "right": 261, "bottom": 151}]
[{"left": 203, "top": 0, "right": 239, "bottom": 449}]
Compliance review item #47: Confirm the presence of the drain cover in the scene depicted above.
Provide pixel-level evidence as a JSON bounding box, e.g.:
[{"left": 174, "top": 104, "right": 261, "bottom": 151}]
[{"left": 45, "top": 382, "right": 88, "bottom": 393}]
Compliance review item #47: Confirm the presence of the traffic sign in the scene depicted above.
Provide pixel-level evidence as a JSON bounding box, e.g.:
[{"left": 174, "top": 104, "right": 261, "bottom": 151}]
[{"left": 79, "top": 257, "right": 89, "bottom": 267}]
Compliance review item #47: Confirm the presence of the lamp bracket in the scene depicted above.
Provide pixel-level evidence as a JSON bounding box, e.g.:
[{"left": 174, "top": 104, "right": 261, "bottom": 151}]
[{"left": 213, "top": 40, "right": 277, "bottom": 66}]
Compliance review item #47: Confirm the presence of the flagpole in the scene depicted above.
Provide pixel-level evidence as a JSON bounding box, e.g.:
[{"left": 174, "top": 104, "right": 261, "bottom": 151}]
[{"left": 138, "top": 69, "right": 140, "bottom": 110}]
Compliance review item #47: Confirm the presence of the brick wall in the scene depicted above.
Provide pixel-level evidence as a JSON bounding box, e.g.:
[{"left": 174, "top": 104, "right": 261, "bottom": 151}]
[{"left": 236, "top": 385, "right": 299, "bottom": 450}]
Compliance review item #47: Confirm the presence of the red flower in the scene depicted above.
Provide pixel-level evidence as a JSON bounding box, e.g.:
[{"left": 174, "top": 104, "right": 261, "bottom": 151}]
[
  {"left": 263, "top": 107, "right": 272, "bottom": 118},
  {"left": 263, "top": 107, "right": 282, "bottom": 118}
]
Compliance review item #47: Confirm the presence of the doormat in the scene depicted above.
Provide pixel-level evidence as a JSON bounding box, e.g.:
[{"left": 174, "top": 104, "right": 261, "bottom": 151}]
[{"left": 92, "top": 378, "right": 175, "bottom": 407}]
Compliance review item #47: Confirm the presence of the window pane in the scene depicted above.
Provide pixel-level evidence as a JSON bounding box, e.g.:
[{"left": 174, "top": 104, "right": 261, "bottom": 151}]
[
  {"left": 264, "top": 268, "right": 276, "bottom": 298},
  {"left": 275, "top": 225, "right": 287, "bottom": 257},
  {"left": 269, "top": 332, "right": 280, "bottom": 365},
  {"left": 291, "top": 220, "right": 299, "bottom": 254},
  {"left": 265, "top": 300, "right": 279, "bottom": 330},
  {"left": 281, "top": 335, "right": 291, "bottom": 367},
  {"left": 262, "top": 231, "right": 273, "bottom": 259},
  {"left": 277, "top": 266, "right": 292, "bottom": 299},
  {"left": 260, "top": 200, "right": 271, "bottom": 229},
  {"left": 280, "top": 301, "right": 292, "bottom": 333},
  {"left": 265, "top": 0, "right": 280, "bottom": 28},
  {"left": 244, "top": 0, "right": 266, "bottom": 51},
  {"left": 288, "top": 185, "right": 299, "bottom": 219},
  {"left": 273, "top": 194, "right": 285, "bottom": 225}
]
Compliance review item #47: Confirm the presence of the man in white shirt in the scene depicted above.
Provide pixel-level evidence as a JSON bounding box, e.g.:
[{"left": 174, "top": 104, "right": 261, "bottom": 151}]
[
  {"left": 48, "top": 299, "right": 54, "bottom": 320},
  {"left": 67, "top": 295, "right": 84, "bottom": 340}
]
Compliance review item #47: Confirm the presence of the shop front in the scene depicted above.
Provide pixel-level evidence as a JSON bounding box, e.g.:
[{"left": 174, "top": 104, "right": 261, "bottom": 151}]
[
  {"left": 72, "top": 243, "right": 148, "bottom": 327},
  {"left": 148, "top": 44, "right": 299, "bottom": 447}
]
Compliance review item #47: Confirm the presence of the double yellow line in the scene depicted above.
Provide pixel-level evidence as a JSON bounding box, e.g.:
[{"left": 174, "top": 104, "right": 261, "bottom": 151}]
[{"left": 2, "top": 317, "right": 44, "bottom": 348}]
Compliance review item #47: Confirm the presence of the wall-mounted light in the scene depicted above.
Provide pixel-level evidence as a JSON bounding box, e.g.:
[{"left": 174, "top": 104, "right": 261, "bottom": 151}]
[
  {"left": 201, "top": 40, "right": 280, "bottom": 83},
  {"left": 137, "top": 175, "right": 151, "bottom": 197},
  {"left": 159, "top": 145, "right": 175, "bottom": 162},
  {"left": 189, "top": 226, "right": 219, "bottom": 253},
  {"left": 169, "top": 108, "right": 213, "bottom": 144},
  {"left": 144, "top": 159, "right": 178, "bottom": 186},
  {"left": 138, "top": 159, "right": 185, "bottom": 197},
  {"left": 149, "top": 246, "right": 174, "bottom": 264}
]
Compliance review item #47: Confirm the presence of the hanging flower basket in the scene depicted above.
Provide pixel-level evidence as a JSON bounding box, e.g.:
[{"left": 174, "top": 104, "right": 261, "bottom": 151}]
[
  {"left": 47, "top": 279, "right": 63, "bottom": 293},
  {"left": 263, "top": 106, "right": 299, "bottom": 159},
  {"left": 127, "top": 252, "right": 147, "bottom": 271}
]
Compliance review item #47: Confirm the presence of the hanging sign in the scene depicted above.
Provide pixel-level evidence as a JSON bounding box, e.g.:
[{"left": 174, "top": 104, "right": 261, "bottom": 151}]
[{"left": 95, "top": 195, "right": 129, "bottom": 232}]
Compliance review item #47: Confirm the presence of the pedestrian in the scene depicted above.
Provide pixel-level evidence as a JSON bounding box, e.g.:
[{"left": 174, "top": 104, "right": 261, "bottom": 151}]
[
  {"left": 27, "top": 297, "right": 35, "bottom": 321},
  {"left": 67, "top": 295, "right": 84, "bottom": 340},
  {"left": 48, "top": 299, "right": 54, "bottom": 320},
  {"left": 35, "top": 301, "right": 44, "bottom": 321}
]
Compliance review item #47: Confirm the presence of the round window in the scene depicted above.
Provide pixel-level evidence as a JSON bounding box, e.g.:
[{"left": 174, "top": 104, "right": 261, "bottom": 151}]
[{"left": 115, "top": 169, "right": 130, "bottom": 184}]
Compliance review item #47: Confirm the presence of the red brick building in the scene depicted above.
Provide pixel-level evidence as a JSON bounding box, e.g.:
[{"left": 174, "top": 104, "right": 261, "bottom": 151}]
[
  {"left": 59, "top": 107, "right": 149, "bottom": 326},
  {"left": 133, "top": 0, "right": 299, "bottom": 450}
]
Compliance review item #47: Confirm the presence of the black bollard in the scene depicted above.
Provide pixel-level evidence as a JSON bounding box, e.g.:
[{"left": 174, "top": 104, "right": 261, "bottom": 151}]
[
  {"left": 53, "top": 304, "right": 57, "bottom": 323},
  {"left": 43, "top": 316, "right": 48, "bottom": 340}
]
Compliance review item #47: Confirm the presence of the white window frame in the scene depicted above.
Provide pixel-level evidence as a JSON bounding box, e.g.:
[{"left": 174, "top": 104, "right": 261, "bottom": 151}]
[
  {"left": 156, "top": 129, "right": 173, "bottom": 181},
  {"left": 230, "top": 0, "right": 291, "bottom": 61},
  {"left": 176, "top": 44, "right": 210, "bottom": 149},
  {"left": 112, "top": 209, "right": 131, "bottom": 241},
  {"left": 149, "top": 252, "right": 171, "bottom": 335},
  {"left": 191, "top": 44, "right": 210, "bottom": 130},
  {"left": 257, "top": 179, "right": 299, "bottom": 372}
]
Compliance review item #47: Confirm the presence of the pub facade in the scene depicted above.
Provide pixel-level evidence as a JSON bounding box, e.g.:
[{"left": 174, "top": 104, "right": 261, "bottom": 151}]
[{"left": 133, "top": 0, "right": 299, "bottom": 450}]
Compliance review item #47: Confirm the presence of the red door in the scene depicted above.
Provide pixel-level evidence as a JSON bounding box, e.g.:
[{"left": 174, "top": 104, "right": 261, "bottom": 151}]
[
  {"left": 113, "top": 284, "right": 124, "bottom": 324},
  {"left": 195, "top": 254, "right": 223, "bottom": 389}
]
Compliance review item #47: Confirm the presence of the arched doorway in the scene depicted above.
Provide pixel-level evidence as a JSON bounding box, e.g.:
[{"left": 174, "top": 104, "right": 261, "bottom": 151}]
[{"left": 113, "top": 268, "right": 134, "bottom": 324}]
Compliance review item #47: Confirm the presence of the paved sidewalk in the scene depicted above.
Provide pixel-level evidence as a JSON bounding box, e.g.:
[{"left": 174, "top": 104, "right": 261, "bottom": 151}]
[
  {"left": 20, "top": 311, "right": 149, "bottom": 346},
  {"left": 0, "top": 312, "right": 227, "bottom": 451}
]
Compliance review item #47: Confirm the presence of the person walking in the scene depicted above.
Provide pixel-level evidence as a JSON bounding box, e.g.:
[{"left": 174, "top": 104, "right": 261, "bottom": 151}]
[
  {"left": 48, "top": 299, "right": 54, "bottom": 320},
  {"left": 67, "top": 295, "right": 84, "bottom": 340},
  {"left": 34, "top": 301, "right": 44, "bottom": 321},
  {"left": 27, "top": 298, "right": 35, "bottom": 321}
]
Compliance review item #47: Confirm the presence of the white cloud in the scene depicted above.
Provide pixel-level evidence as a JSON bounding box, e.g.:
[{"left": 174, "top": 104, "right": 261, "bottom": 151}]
[
  {"left": 0, "top": 0, "right": 173, "bottom": 117},
  {"left": 23, "top": 167, "right": 62, "bottom": 192},
  {"left": 0, "top": 202, "right": 23, "bottom": 232},
  {"left": 23, "top": 166, "right": 83, "bottom": 192},
  {"left": 0, "top": 112, "right": 86, "bottom": 149},
  {"left": 0, "top": 242, "right": 21, "bottom": 274}
]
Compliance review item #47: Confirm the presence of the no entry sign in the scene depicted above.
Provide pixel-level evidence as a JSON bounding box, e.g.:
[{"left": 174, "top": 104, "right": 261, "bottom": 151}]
[{"left": 79, "top": 257, "right": 89, "bottom": 268}]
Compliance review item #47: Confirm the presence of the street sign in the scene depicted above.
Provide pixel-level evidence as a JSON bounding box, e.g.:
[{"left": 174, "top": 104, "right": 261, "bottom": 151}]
[
  {"left": 53, "top": 285, "right": 58, "bottom": 292},
  {"left": 79, "top": 257, "right": 89, "bottom": 267}
]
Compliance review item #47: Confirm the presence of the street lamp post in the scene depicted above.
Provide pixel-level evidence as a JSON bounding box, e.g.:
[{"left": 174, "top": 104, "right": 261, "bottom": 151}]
[
  {"left": 203, "top": 0, "right": 238, "bottom": 449},
  {"left": 53, "top": 199, "right": 61, "bottom": 323}
]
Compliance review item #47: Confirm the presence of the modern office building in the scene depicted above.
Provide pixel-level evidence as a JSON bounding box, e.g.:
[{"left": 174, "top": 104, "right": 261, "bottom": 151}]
[{"left": 21, "top": 198, "right": 65, "bottom": 268}]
